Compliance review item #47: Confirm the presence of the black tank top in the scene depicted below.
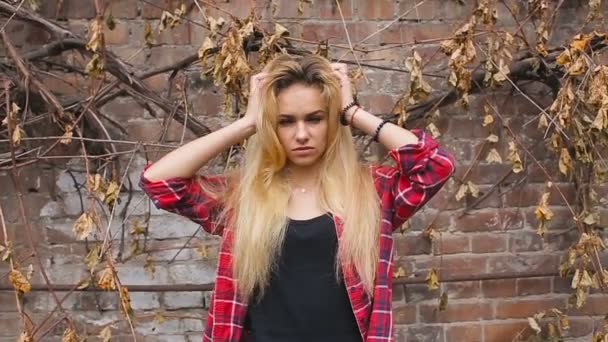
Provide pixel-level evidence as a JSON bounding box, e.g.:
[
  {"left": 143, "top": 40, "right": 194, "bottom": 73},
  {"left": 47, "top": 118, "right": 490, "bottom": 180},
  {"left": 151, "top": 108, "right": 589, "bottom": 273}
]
[{"left": 244, "top": 213, "right": 362, "bottom": 342}]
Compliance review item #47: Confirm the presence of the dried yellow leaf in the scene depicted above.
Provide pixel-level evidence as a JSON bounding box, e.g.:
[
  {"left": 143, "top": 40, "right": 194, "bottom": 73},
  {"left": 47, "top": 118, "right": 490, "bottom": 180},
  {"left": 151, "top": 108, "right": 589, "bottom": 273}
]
[
  {"left": 507, "top": 141, "right": 523, "bottom": 173},
  {"left": 62, "top": 326, "right": 78, "bottom": 342},
  {"left": 17, "top": 331, "right": 33, "bottom": 342},
  {"left": 558, "top": 148, "right": 573, "bottom": 176},
  {"left": 86, "top": 18, "right": 104, "bottom": 52},
  {"left": 73, "top": 212, "right": 95, "bottom": 240},
  {"left": 11, "top": 124, "right": 24, "bottom": 145},
  {"left": 483, "top": 114, "right": 494, "bottom": 126},
  {"left": 97, "top": 265, "right": 117, "bottom": 291},
  {"left": 467, "top": 181, "right": 480, "bottom": 198},
  {"left": 426, "top": 122, "right": 441, "bottom": 138},
  {"left": 455, "top": 183, "right": 468, "bottom": 201},
  {"left": 99, "top": 326, "right": 112, "bottom": 342},
  {"left": 393, "top": 266, "right": 407, "bottom": 279},
  {"left": 9, "top": 269, "right": 31, "bottom": 294},
  {"left": 528, "top": 316, "right": 542, "bottom": 334},
  {"left": 486, "top": 148, "right": 503, "bottom": 164},
  {"left": 426, "top": 269, "right": 440, "bottom": 290},
  {"left": 486, "top": 134, "right": 499, "bottom": 143},
  {"left": 85, "top": 244, "right": 101, "bottom": 273}
]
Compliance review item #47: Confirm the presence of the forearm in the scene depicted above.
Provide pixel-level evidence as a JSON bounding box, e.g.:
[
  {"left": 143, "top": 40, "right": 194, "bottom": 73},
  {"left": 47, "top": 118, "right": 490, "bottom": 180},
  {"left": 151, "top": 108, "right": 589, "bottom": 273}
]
[
  {"left": 143, "top": 118, "right": 255, "bottom": 181},
  {"left": 346, "top": 107, "right": 419, "bottom": 149}
]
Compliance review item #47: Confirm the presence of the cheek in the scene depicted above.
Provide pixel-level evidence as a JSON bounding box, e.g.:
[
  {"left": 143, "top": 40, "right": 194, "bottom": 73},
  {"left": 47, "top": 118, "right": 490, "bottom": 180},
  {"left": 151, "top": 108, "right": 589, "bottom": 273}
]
[{"left": 276, "top": 128, "right": 290, "bottom": 146}]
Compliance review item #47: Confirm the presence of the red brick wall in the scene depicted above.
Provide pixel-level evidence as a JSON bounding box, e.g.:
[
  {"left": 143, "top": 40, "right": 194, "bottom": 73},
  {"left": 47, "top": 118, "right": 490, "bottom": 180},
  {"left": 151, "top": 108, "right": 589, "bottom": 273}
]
[{"left": 1, "top": 0, "right": 607, "bottom": 341}]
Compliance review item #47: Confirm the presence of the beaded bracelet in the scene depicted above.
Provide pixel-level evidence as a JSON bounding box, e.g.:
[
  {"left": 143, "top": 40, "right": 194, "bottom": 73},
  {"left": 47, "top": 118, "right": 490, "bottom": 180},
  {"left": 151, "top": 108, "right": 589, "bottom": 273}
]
[
  {"left": 340, "top": 100, "right": 358, "bottom": 126},
  {"left": 372, "top": 119, "right": 391, "bottom": 142}
]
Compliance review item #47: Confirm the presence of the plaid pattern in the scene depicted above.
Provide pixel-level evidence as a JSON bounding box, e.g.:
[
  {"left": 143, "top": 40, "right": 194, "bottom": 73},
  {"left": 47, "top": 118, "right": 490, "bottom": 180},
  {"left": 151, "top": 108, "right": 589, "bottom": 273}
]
[{"left": 139, "top": 129, "right": 455, "bottom": 342}]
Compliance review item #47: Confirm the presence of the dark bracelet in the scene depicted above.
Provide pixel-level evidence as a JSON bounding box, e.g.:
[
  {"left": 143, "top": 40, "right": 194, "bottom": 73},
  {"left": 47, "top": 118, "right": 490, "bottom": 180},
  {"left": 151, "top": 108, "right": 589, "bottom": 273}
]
[
  {"left": 372, "top": 119, "right": 391, "bottom": 142},
  {"left": 340, "top": 100, "right": 358, "bottom": 126}
]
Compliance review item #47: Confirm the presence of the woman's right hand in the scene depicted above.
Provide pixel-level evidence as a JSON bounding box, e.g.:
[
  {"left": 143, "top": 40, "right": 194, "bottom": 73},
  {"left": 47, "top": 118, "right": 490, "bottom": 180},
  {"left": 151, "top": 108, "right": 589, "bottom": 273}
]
[{"left": 243, "top": 72, "right": 268, "bottom": 129}]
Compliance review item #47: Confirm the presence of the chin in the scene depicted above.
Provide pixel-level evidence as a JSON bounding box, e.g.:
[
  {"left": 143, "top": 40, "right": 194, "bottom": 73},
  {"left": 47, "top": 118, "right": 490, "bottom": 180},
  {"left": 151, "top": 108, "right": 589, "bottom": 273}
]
[{"left": 287, "top": 155, "right": 321, "bottom": 167}]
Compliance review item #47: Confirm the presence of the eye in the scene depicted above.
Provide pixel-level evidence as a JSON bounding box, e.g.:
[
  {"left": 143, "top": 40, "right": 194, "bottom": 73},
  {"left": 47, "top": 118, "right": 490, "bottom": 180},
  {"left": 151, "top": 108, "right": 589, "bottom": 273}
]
[
  {"left": 278, "top": 118, "right": 294, "bottom": 126},
  {"left": 308, "top": 116, "right": 322, "bottom": 123}
]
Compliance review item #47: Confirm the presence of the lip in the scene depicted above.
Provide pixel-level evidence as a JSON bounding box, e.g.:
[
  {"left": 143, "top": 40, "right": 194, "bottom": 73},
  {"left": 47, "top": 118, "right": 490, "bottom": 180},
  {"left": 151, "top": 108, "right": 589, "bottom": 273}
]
[{"left": 293, "top": 147, "right": 314, "bottom": 151}]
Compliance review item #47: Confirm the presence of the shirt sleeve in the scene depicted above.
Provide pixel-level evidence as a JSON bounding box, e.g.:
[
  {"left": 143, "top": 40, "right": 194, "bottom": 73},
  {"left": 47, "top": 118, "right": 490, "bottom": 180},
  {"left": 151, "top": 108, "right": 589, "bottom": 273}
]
[
  {"left": 138, "top": 163, "right": 227, "bottom": 236},
  {"left": 372, "top": 129, "right": 455, "bottom": 231}
]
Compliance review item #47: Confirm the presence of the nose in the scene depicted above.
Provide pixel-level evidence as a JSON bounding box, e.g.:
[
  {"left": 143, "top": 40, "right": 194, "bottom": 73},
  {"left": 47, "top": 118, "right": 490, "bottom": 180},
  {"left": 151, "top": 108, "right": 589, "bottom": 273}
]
[{"left": 295, "top": 121, "right": 310, "bottom": 143}]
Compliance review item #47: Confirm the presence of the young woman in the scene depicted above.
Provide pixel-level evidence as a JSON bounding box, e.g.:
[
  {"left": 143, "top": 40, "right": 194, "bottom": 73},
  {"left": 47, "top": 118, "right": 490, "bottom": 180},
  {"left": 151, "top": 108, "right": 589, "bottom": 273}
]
[{"left": 140, "top": 54, "right": 455, "bottom": 342}]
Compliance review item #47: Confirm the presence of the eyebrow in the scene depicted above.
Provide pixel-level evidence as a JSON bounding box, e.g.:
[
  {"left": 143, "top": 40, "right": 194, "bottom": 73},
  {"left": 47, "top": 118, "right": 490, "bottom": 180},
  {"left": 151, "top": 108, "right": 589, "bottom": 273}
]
[{"left": 278, "top": 110, "right": 325, "bottom": 118}]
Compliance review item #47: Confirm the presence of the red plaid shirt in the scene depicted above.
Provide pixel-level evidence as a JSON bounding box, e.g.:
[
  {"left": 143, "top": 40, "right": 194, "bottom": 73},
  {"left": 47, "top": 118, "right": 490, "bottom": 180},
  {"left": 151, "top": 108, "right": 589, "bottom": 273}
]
[{"left": 140, "top": 129, "right": 454, "bottom": 342}]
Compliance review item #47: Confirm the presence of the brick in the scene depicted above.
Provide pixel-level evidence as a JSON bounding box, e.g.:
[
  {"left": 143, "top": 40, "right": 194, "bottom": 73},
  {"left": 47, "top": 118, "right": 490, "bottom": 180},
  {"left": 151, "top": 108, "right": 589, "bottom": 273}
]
[
  {"left": 104, "top": 20, "right": 130, "bottom": 45},
  {"left": 569, "top": 295, "right": 608, "bottom": 316},
  {"left": 168, "top": 264, "right": 216, "bottom": 284},
  {"left": 393, "top": 304, "right": 417, "bottom": 324},
  {"left": 420, "top": 301, "right": 492, "bottom": 323},
  {"left": 464, "top": 184, "right": 502, "bottom": 209},
  {"left": 482, "top": 278, "right": 516, "bottom": 298},
  {"left": 566, "top": 318, "right": 595, "bottom": 338},
  {"left": 301, "top": 22, "right": 377, "bottom": 44},
  {"left": 405, "top": 325, "right": 445, "bottom": 342},
  {"left": 155, "top": 21, "right": 192, "bottom": 45},
  {"left": 487, "top": 254, "right": 560, "bottom": 275},
  {"left": 0, "top": 293, "right": 18, "bottom": 312},
  {"left": 517, "top": 277, "right": 551, "bottom": 296},
  {"left": 142, "top": 0, "right": 175, "bottom": 19},
  {"left": 104, "top": 0, "right": 139, "bottom": 19},
  {"left": 415, "top": 255, "right": 487, "bottom": 279},
  {"left": 444, "top": 281, "right": 481, "bottom": 299},
  {"left": 146, "top": 46, "right": 196, "bottom": 69},
  {"left": 356, "top": 0, "right": 395, "bottom": 19},
  {"left": 110, "top": 46, "right": 148, "bottom": 67},
  {"left": 432, "top": 234, "right": 470, "bottom": 255},
  {"left": 401, "top": 23, "right": 458, "bottom": 43},
  {"left": 190, "top": 91, "right": 226, "bottom": 117},
  {"left": 163, "top": 292, "right": 204, "bottom": 310},
  {"left": 509, "top": 231, "right": 543, "bottom": 252},
  {"left": 405, "top": 284, "right": 438, "bottom": 303},
  {"left": 453, "top": 209, "right": 523, "bottom": 233},
  {"left": 407, "top": 209, "right": 452, "bottom": 232},
  {"left": 496, "top": 297, "right": 566, "bottom": 319},
  {"left": 274, "top": 0, "right": 352, "bottom": 19},
  {"left": 126, "top": 119, "right": 197, "bottom": 143},
  {"left": 358, "top": 93, "right": 398, "bottom": 115},
  {"left": 100, "top": 96, "right": 145, "bottom": 121},
  {"left": 393, "top": 283, "right": 405, "bottom": 302},
  {"left": 397, "top": 0, "right": 474, "bottom": 21},
  {"left": 483, "top": 321, "right": 533, "bottom": 342},
  {"left": 522, "top": 207, "right": 575, "bottom": 231},
  {"left": 471, "top": 233, "right": 507, "bottom": 253},
  {"left": 446, "top": 324, "right": 482, "bottom": 342},
  {"left": 426, "top": 182, "right": 464, "bottom": 211},
  {"left": 41, "top": 0, "right": 96, "bottom": 19},
  {"left": 0, "top": 313, "right": 21, "bottom": 336},
  {"left": 454, "top": 163, "right": 514, "bottom": 185},
  {"left": 394, "top": 233, "right": 431, "bottom": 256}
]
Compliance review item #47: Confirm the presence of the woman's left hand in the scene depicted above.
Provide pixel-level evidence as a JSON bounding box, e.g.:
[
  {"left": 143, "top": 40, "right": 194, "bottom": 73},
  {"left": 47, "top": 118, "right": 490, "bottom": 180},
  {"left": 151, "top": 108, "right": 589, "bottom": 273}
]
[{"left": 331, "top": 63, "right": 355, "bottom": 110}]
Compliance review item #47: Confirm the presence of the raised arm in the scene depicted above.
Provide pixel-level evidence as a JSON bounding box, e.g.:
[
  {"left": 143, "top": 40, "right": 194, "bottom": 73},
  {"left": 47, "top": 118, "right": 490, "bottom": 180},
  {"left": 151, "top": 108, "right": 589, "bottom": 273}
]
[
  {"left": 140, "top": 73, "right": 267, "bottom": 235},
  {"left": 331, "top": 63, "right": 455, "bottom": 230}
]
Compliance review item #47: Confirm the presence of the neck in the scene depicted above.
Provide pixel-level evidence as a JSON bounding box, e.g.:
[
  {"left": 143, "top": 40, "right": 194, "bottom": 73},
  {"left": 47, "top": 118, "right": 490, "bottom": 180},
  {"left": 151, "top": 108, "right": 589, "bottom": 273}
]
[{"left": 285, "top": 163, "right": 321, "bottom": 188}]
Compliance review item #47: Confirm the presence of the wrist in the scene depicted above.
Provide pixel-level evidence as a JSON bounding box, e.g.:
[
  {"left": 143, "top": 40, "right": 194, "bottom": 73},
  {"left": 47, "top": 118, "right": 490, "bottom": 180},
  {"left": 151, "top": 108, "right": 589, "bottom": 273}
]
[{"left": 237, "top": 117, "right": 257, "bottom": 136}]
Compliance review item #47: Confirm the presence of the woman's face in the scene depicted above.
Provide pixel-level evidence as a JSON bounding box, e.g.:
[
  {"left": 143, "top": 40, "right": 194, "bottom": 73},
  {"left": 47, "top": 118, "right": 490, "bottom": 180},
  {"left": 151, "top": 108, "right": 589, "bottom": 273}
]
[{"left": 276, "top": 83, "right": 328, "bottom": 168}]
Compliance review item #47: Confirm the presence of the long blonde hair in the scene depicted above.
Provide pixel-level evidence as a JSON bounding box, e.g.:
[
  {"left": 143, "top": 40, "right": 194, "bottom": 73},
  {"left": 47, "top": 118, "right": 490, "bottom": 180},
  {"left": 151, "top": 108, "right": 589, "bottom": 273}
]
[{"left": 223, "top": 54, "right": 381, "bottom": 301}]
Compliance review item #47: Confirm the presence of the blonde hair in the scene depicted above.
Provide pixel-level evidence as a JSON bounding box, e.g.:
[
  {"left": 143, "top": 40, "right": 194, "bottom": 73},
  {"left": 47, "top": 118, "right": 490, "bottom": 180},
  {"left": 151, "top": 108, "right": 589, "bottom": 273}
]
[{"left": 222, "top": 54, "right": 381, "bottom": 301}]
